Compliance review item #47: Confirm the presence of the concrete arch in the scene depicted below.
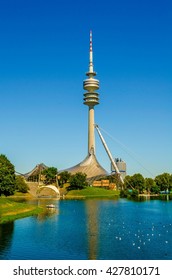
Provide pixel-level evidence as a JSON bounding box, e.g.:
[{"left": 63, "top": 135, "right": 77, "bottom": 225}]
[{"left": 37, "top": 185, "right": 60, "bottom": 197}]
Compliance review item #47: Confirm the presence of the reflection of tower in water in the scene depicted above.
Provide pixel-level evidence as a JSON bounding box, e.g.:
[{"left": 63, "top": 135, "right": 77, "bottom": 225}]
[{"left": 85, "top": 200, "right": 99, "bottom": 260}]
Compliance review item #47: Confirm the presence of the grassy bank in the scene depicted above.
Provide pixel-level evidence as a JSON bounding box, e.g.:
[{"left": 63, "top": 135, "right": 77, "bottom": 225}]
[
  {"left": 0, "top": 197, "right": 43, "bottom": 224},
  {"left": 0, "top": 188, "right": 119, "bottom": 223},
  {"left": 65, "top": 186, "right": 120, "bottom": 199}
]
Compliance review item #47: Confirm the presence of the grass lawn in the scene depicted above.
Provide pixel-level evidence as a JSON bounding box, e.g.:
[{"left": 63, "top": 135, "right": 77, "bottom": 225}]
[
  {"left": 0, "top": 197, "right": 43, "bottom": 224},
  {"left": 66, "top": 186, "right": 120, "bottom": 198}
]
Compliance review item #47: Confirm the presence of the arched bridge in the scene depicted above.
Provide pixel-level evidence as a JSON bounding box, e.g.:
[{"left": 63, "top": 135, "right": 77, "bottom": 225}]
[
  {"left": 36, "top": 185, "right": 60, "bottom": 197},
  {"left": 15, "top": 170, "right": 60, "bottom": 197}
]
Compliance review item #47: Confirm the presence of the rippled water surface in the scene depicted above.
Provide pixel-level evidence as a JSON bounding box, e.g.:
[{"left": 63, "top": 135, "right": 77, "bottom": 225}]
[{"left": 0, "top": 198, "right": 172, "bottom": 260}]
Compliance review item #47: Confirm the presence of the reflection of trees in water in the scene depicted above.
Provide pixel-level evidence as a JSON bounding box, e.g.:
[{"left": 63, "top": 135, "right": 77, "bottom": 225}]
[
  {"left": 37, "top": 208, "right": 59, "bottom": 222},
  {"left": 0, "top": 222, "right": 14, "bottom": 259},
  {"left": 85, "top": 200, "right": 99, "bottom": 260},
  {"left": 36, "top": 200, "right": 60, "bottom": 222}
]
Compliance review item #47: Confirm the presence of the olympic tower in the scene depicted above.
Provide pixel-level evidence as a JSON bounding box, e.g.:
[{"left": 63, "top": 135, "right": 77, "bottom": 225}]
[
  {"left": 83, "top": 31, "right": 99, "bottom": 155},
  {"left": 62, "top": 31, "right": 107, "bottom": 182}
]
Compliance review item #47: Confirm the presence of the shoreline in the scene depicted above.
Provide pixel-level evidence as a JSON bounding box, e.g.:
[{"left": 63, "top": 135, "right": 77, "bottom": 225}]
[
  {"left": 1, "top": 190, "right": 170, "bottom": 224},
  {"left": 138, "top": 194, "right": 159, "bottom": 197},
  {"left": 0, "top": 197, "right": 44, "bottom": 224}
]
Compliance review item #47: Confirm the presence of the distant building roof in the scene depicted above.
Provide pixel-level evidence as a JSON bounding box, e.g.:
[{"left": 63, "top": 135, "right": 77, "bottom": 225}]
[
  {"left": 24, "top": 163, "right": 48, "bottom": 178},
  {"left": 61, "top": 153, "right": 108, "bottom": 183}
]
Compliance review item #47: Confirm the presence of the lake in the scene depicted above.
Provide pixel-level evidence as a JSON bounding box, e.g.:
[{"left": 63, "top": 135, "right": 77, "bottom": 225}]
[{"left": 0, "top": 197, "right": 172, "bottom": 260}]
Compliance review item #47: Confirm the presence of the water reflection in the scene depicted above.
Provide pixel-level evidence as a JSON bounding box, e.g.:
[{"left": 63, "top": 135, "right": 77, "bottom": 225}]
[
  {"left": 0, "top": 222, "right": 14, "bottom": 259},
  {"left": 137, "top": 195, "right": 172, "bottom": 202},
  {"left": 85, "top": 200, "right": 99, "bottom": 260},
  {"left": 85, "top": 198, "right": 119, "bottom": 259},
  {"left": 1, "top": 198, "right": 172, "bottom": 260},
  {"left": 36, "top": 199, "right": 60, "bottom": 222}
]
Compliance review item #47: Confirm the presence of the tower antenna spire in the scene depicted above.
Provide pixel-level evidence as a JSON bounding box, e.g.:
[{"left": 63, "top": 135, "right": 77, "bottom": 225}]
[
  {"left": 89, "top": 30, "right": 93, "bottom": 73},
  {"left": 90, "top": 30, "right": 92, "bottom": 51}
]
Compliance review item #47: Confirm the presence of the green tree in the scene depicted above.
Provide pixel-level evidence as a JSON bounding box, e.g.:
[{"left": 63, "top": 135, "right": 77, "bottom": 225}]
[
  {"left": 42, "top": 167, "right": 57, "bottom": 185},
  {"left": 59, "top": 171, "right": 71, "bottom": 187},
  {"left": 15, "top": 176, "right": 29, "bottom": 193},
  {"left": 130, "top": 189, "right": 139, "bottom": 197},
  {"left": 131, "top": 173, "right": 145, "bottom": 193},
  {"left": 0, "top": 154, "right": 16, "bottom": 196},
  {"left": 154, "top": 173, "right": 171, "bottom": 191},
  {"left": 145, "top": 178, "right": 155, "bottom": 193},
  {"left": 150, "top": 185, "right": 160, "bottom": 194},
  {"left": 169, "top": 174, "right": 172, "bottom": 191},
  {"left": 69, "top": 172, "right": 87, "bottom": 190},
  {"left": 124, "top": 175, "right": 133, "bottom": 189},
  {"left": 124, "top": 174, "right": 144, "bottom": 195},
  {"left": 120, "top": 189, "right": 129, "bottom": 198}
]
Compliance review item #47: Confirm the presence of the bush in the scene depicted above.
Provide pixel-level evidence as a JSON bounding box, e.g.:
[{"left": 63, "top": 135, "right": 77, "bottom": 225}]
[
  {"left": 120, "top": 189, "right": 128, "bottom": 198},
  {"left": 130, "top": 189, "right": 139, "bottom": 197},
  {"left": 16, "top": 176, "right": 29, "bottom": 193},
  {"left": 69, "top": 172, "right": 87, "bottom": 190}
]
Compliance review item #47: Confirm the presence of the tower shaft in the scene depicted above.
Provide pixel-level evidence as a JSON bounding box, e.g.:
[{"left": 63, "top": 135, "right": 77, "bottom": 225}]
[{"left": 88, "top": 106, "right": 95, "bottom": 153}]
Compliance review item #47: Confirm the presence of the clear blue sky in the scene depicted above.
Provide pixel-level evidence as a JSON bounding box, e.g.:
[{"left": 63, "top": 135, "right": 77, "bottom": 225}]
[{"left": 0, "top": 0, "right": 171, "bottom": 178}]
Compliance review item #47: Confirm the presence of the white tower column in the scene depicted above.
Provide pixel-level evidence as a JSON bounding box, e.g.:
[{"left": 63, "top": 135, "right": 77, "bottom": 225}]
[{"left": 88, "top": 105, "right": 95, "bottom": 153}]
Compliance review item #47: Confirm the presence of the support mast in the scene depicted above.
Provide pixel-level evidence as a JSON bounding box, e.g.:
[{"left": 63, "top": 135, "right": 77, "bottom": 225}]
[{"left": 95, "top": 125, "right": 124, "bottom": 185}]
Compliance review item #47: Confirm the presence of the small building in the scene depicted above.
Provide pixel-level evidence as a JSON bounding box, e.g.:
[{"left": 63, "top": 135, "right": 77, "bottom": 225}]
[
  {"left": 111, "top": 158, "right": 126, "bottom": 180},
  {"left": 92, "top": 179, "right": 116, "bottom": 190}
]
